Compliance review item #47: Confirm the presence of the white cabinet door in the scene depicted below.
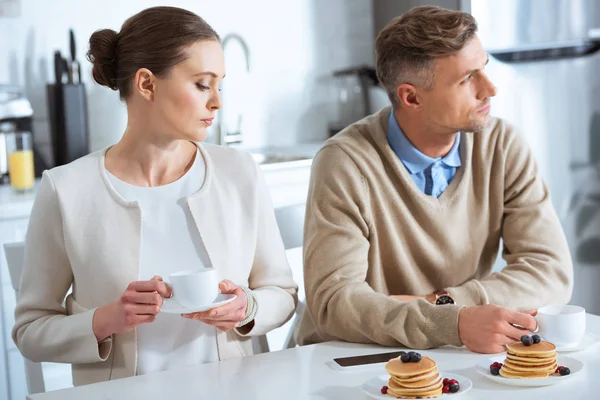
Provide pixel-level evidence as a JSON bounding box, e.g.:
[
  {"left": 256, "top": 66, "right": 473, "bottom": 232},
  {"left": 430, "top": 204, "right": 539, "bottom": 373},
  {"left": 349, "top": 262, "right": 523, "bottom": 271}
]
[
  {"left": 0, "top": 217, "right": 29, "bottom": 400},
  {"left": 0, "top": 219, "right": 17, "bottom": 400}
]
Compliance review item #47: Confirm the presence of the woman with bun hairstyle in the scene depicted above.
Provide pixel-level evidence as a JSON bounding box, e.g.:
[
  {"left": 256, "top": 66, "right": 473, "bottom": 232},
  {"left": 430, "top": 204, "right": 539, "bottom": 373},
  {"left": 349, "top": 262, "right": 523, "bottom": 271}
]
[{"left": 12, "top": 6, "right": 297, "bottom": 386}]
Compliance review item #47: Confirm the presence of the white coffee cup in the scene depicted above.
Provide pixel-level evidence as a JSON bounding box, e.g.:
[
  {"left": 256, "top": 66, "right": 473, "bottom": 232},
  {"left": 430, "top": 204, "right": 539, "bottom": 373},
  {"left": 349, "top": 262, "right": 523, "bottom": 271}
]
[
  {"left": 536, "top": 304, "right": 586, "bottom": 347},
  {"left": 168, "top": 268, "right": 219, "bottom": 308}
]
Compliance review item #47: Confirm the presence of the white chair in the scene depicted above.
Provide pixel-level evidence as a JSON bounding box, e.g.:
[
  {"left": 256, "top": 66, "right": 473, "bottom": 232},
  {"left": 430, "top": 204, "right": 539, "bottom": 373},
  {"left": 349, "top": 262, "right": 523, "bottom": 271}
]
[
  {"left": 274, "top": 203, "right": 306, "bottom": 250},
  {"left": 250, "top": 203, "right": 307, "bottom": 354},
  {"left": 274, "top": 203, "right": 307, "bottom": 349},
  {"left": 4, "top": 242, "right": 46, "bottom": 395}
]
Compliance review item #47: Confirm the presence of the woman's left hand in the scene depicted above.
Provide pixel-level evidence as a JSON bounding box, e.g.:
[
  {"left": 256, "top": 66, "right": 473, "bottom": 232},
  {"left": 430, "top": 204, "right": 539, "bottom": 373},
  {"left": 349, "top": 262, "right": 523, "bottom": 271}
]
[{"left": 182, "top": 280, "right": 248, "bottom": 332}]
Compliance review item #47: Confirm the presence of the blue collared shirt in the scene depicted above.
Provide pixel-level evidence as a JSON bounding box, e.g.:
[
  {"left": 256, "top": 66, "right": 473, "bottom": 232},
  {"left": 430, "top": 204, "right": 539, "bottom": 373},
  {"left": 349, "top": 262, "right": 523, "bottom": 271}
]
[{"left": 387, "top": 112, "right": 461, "bottom": 198}]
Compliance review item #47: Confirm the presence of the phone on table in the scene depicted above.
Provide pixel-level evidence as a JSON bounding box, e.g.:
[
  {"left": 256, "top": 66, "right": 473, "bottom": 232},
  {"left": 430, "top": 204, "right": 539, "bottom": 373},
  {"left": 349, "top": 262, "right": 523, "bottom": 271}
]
[{"left": 332, "top": 351, "right": 406, "bottom": 370}]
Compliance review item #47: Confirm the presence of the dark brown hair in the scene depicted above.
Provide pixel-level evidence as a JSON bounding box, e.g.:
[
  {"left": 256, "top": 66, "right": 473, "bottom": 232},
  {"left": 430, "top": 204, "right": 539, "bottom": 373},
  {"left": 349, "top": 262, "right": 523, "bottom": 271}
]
[
  {"left": 375, "top": 6, "right": 477, "bottom": 107},
  {"left": 87, "top": 6, "right": 220, "bottom": 99}
]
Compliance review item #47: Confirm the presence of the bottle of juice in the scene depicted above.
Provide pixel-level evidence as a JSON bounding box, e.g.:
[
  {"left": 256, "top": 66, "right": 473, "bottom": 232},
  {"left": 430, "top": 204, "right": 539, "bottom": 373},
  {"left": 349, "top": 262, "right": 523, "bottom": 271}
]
[{"left": 7, "top": 132, "right": 35, "bottom": 192}]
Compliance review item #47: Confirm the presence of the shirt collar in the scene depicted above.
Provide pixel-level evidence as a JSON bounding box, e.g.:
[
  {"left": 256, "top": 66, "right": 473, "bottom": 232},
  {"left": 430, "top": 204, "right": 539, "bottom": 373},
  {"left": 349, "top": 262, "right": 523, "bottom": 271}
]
[{"left": 387, "top": 112, "right": 461, "bottom": 174}]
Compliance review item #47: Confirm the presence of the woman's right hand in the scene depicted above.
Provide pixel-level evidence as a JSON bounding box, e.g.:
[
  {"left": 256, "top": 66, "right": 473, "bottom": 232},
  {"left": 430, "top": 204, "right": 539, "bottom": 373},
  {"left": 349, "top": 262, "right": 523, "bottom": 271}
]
[{"left": 92, "top": 276, "right": 172, "bottom": 341}]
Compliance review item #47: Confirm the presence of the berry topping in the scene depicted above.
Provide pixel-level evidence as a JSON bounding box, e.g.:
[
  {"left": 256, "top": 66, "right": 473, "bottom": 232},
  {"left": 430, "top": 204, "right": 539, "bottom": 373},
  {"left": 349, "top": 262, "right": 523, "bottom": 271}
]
[
  {"left": 520, "top": 335, "right": 533, "bottom": 346},
  {"left": 400, "top": 353, "right": 411, "bottom": 363},
  {"left": 442, "top": 385, "right": 450, "bottom": 394},
  {"left": 381, "top": 385, "right": 388, "bottom": 394},
  {"left": 449, "top": 383, "right": 460, "bottom": 393},
  {"left": 555, "top": 366, "right": 562, "bottom": 374},
  {"left": 490, "top": 366, "right": 500, "bottom": 376},
  {"left": 559, "top": 367, "right": 571, "bottom": 376},
  {"left": 410, "top": 352, "right": 422, "bottom": 362},
  {"left": 443, "top": 378, "right": 450, "bottom": 385},
  {"left": 449, "top": 379, "right": 458, "bottom": 385},
  {"left": 532, "top": 334, "right": 541, "bottom": 344}
]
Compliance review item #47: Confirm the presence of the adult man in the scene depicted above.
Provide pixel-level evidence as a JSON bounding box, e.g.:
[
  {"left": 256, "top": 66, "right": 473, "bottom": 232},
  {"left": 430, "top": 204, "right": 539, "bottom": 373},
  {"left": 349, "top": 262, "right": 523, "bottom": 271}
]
[{"left": 298, "top": 6, "right": 572, "bottom": 353}]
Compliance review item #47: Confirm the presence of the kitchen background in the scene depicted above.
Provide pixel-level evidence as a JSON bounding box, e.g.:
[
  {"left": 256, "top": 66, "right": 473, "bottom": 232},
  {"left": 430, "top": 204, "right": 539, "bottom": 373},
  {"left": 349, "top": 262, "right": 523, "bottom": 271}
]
[
  {"left": 1, "top": 0, "right": 599, "bottom": 399},
  {"left": 0, "top": 0, "right": 375, "bottom": 159}
]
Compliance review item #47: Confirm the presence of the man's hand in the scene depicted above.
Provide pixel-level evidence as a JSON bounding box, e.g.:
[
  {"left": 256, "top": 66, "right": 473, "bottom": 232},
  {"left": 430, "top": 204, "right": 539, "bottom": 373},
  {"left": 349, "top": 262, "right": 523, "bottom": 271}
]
[{"left": 458, "top": 305, "right": 537, "bottom": 353}]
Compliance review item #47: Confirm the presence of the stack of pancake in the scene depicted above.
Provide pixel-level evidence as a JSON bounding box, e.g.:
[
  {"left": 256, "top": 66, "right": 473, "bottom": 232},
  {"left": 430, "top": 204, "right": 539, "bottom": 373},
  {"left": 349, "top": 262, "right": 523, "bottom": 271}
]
[
  {"left": 384, "top": 355, "right": 443, "bottom": 398},
  {"left": 500, "top": 341, "right": 558, "bottom": 379}
]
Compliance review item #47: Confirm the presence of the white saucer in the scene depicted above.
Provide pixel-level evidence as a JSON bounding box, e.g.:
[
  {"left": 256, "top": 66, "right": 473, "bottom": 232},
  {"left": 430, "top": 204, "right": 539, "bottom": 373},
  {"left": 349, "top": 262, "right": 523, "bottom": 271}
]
[
  {"left": 160, "top": 294, "right": 236, "bottom": 314},
  {"left": 554, "top": 332, "right": 600, "bottom": 352},
  {"left": 362, "top": 372, "right": 472, "bottom": 399},
  {"left": 475, "top": 355, "right": 584, "bottom": 387}
]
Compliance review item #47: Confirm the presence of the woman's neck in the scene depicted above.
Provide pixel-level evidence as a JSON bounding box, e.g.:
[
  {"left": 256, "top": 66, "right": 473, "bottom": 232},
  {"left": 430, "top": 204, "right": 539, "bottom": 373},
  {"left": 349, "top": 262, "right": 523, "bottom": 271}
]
[{"left": 105, "top": 127, "right": 197, "bottom": 187}]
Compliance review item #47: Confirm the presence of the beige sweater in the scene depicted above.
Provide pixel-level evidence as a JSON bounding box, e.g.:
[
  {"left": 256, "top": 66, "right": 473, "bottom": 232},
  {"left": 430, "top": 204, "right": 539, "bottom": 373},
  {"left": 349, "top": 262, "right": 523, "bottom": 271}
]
[
  {"left": 298, "top": 107, "right": 573, "bottom": 348},
  {"left": 13, "top": 143, "right": 297, "bottom": 386}
]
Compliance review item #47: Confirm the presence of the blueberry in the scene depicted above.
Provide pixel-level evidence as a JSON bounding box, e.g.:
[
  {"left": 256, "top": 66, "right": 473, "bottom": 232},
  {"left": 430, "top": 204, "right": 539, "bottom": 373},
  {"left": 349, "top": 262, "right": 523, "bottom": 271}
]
[
  {"left": 410, "top": 352, "right": 422, "bottom": 362},
  {"left": 532, "top": 334, "right": 541, "bottom": 344},
  {"left": 490, "top": 366, "right": 500, "bottom": 376},
  {"left": 449, "top": 383, "right": 460, "bottom": 393},
  {"left": 521, "top": 336, "right": 533, "bottom": 346},
  {"left": 400, "top": 353, "right": 411, "bottom": 363},
  {"left": 559, "top": 367, "right": 570, "bottom": 376}
]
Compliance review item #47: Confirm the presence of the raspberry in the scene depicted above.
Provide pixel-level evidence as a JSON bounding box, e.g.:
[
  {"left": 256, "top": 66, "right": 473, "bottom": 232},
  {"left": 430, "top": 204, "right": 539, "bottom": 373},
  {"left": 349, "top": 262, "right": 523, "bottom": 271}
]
[
  {"left": 449, "top": 379, "right": 458, "bottom": 385},
  {"left": 443, "top": 378, "right": 450, "bottom": 385},
  {"left": 442, "top": 385, "right": 450, "bottom": 394},
  {"left": 381, "top": 385, "right": 388, "bottom": 394}
]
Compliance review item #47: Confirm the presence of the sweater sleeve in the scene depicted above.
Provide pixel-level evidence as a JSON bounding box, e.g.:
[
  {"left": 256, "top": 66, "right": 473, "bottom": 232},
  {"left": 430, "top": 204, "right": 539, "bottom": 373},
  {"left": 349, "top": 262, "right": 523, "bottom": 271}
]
[
  {"left": 304, "top": 145, "right": 464, "bottom": 349},
  {"left": 12, "top": 172, "right": 112, "bottom": 363},
  {"left": 447, "top": 126, "right": 573, "bottom": 309},
  {"left": 236, "top": 161, "right": 298, "bottom": 336}
]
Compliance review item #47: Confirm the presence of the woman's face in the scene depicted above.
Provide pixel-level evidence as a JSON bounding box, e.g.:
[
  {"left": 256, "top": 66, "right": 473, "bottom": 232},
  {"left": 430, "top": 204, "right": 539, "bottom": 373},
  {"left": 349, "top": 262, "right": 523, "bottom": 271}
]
[{"left": 151, "top": 40, "right": 225, "bottom": 143}]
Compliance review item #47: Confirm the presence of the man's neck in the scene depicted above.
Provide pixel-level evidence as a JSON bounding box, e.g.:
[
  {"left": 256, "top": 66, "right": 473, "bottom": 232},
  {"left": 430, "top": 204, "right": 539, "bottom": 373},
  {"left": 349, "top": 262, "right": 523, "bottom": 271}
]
[{"left": 394, "top": 109, "right": 457, "bottom": 159}]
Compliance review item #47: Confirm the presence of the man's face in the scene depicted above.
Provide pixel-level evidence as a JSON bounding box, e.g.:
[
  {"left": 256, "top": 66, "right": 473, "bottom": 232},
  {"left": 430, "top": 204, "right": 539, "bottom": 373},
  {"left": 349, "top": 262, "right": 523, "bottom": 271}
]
[{"left": 419, "top": 35, "right": 497, "bottom": 133}]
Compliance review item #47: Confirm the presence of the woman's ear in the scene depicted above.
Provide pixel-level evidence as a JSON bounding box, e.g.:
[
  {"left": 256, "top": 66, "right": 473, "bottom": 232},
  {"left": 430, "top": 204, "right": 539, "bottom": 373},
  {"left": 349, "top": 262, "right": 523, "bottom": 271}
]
[{"left": 134, "top": 68, "right": 156, "bottom": 102}]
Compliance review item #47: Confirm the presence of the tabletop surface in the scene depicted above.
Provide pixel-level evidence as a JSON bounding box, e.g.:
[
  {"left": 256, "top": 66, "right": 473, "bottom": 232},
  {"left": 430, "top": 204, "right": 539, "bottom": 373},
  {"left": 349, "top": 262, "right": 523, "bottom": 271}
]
[{"left": 29, "top": 313, "right": 600, "bottom": 400}]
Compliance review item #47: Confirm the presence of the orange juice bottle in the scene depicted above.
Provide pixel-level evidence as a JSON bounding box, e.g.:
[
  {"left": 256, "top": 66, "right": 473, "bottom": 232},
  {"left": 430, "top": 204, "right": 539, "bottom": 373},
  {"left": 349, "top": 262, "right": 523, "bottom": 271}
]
[{"left": 7, "top": 132, "right": 35, "bottom": 192}]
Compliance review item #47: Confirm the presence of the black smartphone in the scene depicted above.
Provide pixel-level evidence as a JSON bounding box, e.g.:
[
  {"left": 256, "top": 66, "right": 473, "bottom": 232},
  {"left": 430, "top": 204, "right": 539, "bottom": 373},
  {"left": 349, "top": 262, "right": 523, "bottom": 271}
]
[{"left": 333, "top": 351, "right": 406, "bottom": 368}]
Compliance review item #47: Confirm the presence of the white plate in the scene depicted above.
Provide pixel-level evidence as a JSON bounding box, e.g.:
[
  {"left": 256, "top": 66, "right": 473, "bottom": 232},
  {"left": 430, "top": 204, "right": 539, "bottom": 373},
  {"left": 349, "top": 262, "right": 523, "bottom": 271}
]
[
  {"left": 362, "top": 372, "right": 472, "bottom": 399},
  {"left": 554, "top": 332, "right": 600, "bottom": 352},
  {"left": 160, "top": 294, "right": 237, "bottom": 314},
  {"left": 475, "top": 355, "right": 584, "bottom": 387}
]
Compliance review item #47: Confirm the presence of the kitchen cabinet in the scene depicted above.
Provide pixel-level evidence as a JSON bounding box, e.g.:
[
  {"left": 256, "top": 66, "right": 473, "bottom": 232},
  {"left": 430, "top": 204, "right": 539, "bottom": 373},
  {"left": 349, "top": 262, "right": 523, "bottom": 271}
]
[{"left": 1, "top": 216, "right": 33, "bottom": 400}]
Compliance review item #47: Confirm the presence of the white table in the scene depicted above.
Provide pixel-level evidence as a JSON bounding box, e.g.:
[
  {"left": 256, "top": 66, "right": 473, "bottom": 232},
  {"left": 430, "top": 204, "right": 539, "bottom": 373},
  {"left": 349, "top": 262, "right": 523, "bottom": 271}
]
[{"left": 29, "top": 314, "right": 600, "bottom": 400}]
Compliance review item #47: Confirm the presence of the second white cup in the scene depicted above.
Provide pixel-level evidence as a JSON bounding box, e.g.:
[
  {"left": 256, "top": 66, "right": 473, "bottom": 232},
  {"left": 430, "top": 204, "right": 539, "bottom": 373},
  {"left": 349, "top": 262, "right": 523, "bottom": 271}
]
[
  {"left": 536, "top": 304, "right": 586, "bottom": 347},
  {"left": 168, "top": 268, "right": 219, "bottom": 308}
]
